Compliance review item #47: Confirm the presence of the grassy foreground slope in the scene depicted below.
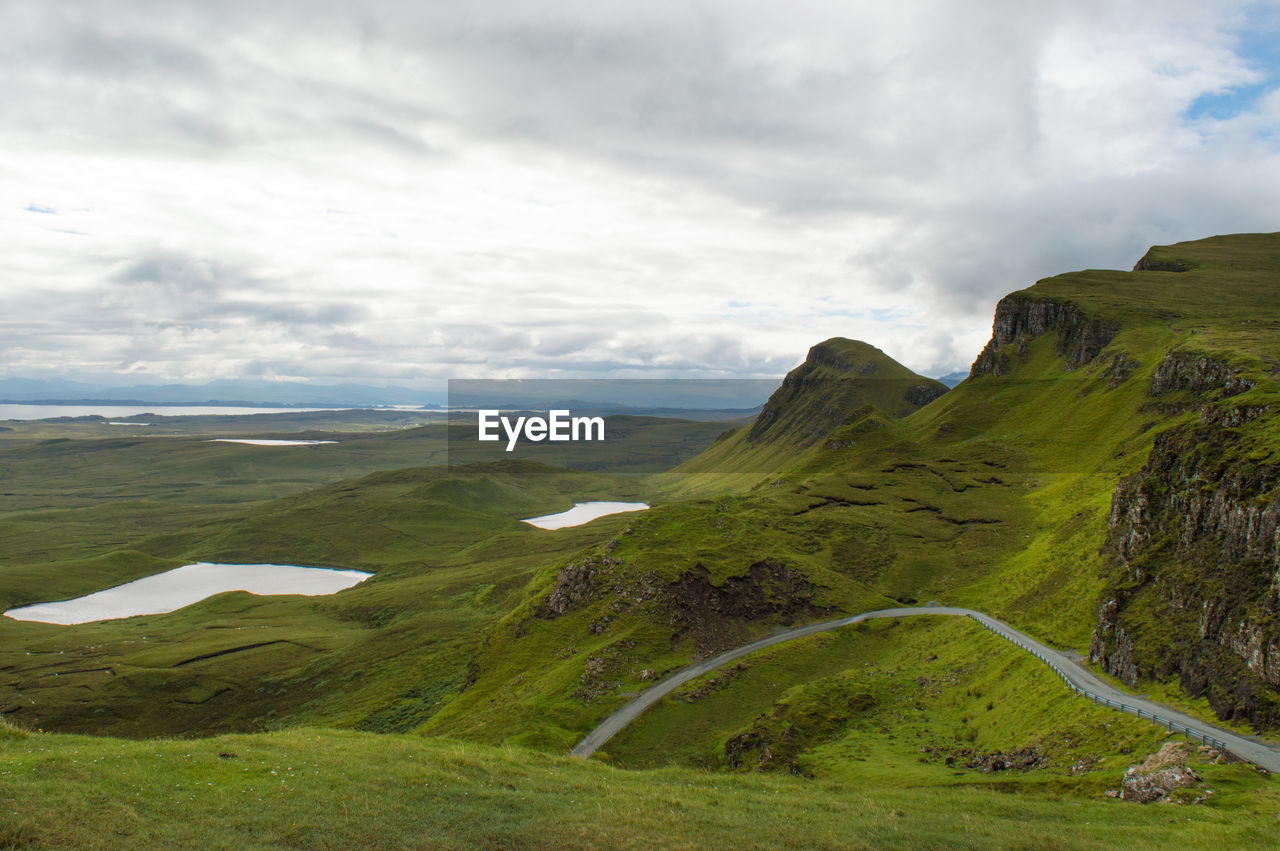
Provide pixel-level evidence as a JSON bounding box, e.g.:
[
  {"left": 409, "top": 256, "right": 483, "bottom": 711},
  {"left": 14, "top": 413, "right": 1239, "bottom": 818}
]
[
  {"left": 605, "top": 615, "right": 1162, "bottom": 773},
  {"left": 2, "top": 719, "right": 1278, "bottom": 849}
]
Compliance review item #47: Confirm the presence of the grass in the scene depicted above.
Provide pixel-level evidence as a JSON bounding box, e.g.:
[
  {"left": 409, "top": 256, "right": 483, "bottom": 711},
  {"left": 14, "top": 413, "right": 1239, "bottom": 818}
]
[
  {"left": 4, "top": 233, "right": 1280, "bottom": 844},
  {"left": 0, "top": 459, "right": 672, "bottom": 738},
  {"left": 0, "top": 407, "right": 731, "bottom": 739},
  {"left": 0, "top": 412, "right": 730, "bottom": 567},
  {"left": 603, "top": 617, "right": 1168, "bottom": 772},
  {"left": 1, "top": 725, "right": 1277, "bottom": 849},
  {"left": 434, "top": 233, "right": 1280, "bottom": 763}
]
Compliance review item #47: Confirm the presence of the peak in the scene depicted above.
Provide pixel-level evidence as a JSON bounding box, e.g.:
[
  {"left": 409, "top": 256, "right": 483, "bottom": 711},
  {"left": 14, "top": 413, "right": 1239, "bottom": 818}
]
[
  {"left": 803, "top": 339, "right": 907, "bottom": 377},
  {"left": 808, "top": 337, "right": 886, "bottom": 358},
  {"left": 1133, "top": 232, "right": 1280, "bottom": 274},
  {"left": 747, "top": 338, "right": 947, "bottom": 447},
  {"left": 811, "top": 337, "right": 881, "bottom": 352}
]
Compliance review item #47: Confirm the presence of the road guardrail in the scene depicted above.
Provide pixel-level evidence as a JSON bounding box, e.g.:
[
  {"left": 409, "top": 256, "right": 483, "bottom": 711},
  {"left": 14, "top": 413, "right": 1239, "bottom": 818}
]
[{"left": 966, "top": 614, "right": 1232, "bottom": 753}]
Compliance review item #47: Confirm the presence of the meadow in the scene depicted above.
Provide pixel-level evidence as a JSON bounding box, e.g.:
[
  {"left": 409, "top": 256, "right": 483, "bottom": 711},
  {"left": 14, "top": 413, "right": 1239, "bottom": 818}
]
[{"left": 3, "top": 717, "right": 1278, "bottom": 849}]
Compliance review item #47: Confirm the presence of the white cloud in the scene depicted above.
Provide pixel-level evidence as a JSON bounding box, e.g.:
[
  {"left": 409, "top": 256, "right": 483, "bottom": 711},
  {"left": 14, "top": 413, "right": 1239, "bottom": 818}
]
[{"left": 1, "top": 0, "right": 1277, "bottom": 387}]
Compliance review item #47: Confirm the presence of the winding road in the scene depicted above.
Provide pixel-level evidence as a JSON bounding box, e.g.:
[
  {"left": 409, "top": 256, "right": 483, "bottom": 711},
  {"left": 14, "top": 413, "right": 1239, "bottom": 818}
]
[{"left": 571, "top": 605, "right": 1280, "bottom": 773}]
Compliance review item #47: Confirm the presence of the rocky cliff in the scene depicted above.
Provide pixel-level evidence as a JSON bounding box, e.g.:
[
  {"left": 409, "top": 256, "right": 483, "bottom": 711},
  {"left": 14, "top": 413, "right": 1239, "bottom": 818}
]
[
  {"left": 1090, "top": 348, "right": 1280, "bottom": 728},
  {"left": 970, "top": 293, "right": 1120, "bottom": 377}
]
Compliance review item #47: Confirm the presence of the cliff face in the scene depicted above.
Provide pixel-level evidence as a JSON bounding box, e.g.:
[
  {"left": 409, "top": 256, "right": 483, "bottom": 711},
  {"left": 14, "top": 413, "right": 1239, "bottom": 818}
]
[
  {"left": 1132, "top": 251, "right": 1193, "bottom": 273},
  {"left": 1090, "top": 349, "right": 1280, "bottom": 727},
  {"left": 969, "top": 293, "right": 1119, "bottom": 377},
  {"left": 1147, "top": 351, "right": 1257, "bottom": 399},
  {"left": 963, "top": 243, "right": 1280, "bottom": 729}
]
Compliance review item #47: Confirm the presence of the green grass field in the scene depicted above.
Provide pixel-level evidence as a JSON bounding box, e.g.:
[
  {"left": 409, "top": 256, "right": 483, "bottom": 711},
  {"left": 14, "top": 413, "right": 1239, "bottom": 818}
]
[{"left": 3, "top": 719, "right": 1278, "bottom": 849}]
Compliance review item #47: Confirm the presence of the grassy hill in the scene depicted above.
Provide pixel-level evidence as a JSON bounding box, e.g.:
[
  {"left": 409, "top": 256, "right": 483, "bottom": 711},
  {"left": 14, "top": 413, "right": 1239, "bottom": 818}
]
[
  {"left": 745, "top": 338, "right": 948, "bottom": 444},
  {"left": 427, "top": 233, "right": 1280, "bottom": 767},
  {"left": 3, "top": 233, "right": 1280, "bottom": 842},
  {"left": 657, "top": 338, "right": 948, "bottom": 498}
]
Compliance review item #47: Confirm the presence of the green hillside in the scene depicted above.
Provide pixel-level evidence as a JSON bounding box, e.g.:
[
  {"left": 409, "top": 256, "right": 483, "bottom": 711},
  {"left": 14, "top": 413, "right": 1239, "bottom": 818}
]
[
  {"left": 3, "top": 232, "right": 1280, "bottom": 842},
  {"left": 429, "top": 233, "right": 1280, "bottom": 766},
  {"left": 746, "top": 338, "right": 947, "bottom": 443},
  {"left": 658, "top": 338, "right": 947, "bottom": 498}
]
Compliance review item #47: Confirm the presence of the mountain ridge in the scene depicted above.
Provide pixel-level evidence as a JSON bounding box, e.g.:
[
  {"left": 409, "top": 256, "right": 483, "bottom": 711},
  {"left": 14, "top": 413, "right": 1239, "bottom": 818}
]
[
  {"left": 5, "top": 232, "right": 1280, "bottom": 838},
  {"left": 422, "top": 232, "right": 1280, "bottom": 755}
]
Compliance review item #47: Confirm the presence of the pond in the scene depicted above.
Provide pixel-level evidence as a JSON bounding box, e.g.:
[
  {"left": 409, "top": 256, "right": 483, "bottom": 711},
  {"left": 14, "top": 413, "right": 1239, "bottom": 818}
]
[
  {"left": 522, "top": 501, "right": 649, "bottom": 530},
  {"left": 3, "top": 562, "right": 372, "bottom": 625}
]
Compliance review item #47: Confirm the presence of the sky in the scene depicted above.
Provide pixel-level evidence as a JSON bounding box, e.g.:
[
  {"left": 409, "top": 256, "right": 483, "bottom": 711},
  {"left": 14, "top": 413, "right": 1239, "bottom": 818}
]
[{"left": 3, "top": 1, "right": 1280, "bottom": 389}]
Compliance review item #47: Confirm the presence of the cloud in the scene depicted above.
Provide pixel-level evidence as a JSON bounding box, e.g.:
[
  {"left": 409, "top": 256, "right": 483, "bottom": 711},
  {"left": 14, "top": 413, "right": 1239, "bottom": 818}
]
[{"left": 1, "top": 1, "right": 1277, "bottom": 386}]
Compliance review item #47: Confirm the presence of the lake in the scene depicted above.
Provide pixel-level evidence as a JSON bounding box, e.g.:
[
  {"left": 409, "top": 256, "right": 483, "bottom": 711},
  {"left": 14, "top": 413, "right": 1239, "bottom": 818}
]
[
  {"left": 3, "top": 562, "right": 373, "bottom": 625},
  {"left": 208, "top": 439, "right": 339, "bottom": 446},
  {"left": 522, "top": 501, "right": 650, "bottom": 530}
]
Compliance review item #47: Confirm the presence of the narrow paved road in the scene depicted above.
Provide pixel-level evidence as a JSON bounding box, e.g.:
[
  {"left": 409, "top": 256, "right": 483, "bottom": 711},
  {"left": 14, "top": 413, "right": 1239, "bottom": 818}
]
[{"left": 571, "top": 606, "right": 1280, "bottom": 773}]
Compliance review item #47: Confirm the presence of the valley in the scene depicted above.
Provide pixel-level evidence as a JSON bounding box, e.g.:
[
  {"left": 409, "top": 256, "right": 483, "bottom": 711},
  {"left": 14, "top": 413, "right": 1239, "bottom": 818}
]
[{"left": 4, "top": 233, "right": 1280, "bottom": 845}]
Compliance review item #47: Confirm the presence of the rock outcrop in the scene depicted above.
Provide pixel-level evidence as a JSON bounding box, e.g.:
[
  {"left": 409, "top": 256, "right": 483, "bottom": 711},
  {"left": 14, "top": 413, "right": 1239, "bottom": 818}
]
[
  {"left": 664, "top": 559, "right": 831, "bottom": 654},
  {"left": 1132, "top": 249, "right": 1193, "bottom": 273},
  {"left": 536, "top": 554, "right": 620, "bottom": 618},
  {"left": 1111, "top": 743, "right": 1222, "bottom": 803},
  {"left": 1147, "top": 350, "right": 1255, "bottom": 399},
  {"left": 1105, "top": 426, "right": 1280, "bottom": 576},
  {"left": 1090, "top": 347, "right": 1280, "bottom": 728},
  {"left": 969, "top": 294, "right": 1119, "bottom": 377}
]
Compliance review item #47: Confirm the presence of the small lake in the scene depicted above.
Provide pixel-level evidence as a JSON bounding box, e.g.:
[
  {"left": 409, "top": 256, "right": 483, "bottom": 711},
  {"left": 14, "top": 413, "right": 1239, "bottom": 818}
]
[
  {"left": 522, "top": 501, "right": 649, "bottom": 530},
  {"left": 208, "top": 439, "right": 338, "bottom": 446},
  {"left": 3, "top": 562, "right": 372, "bottom": 625}
]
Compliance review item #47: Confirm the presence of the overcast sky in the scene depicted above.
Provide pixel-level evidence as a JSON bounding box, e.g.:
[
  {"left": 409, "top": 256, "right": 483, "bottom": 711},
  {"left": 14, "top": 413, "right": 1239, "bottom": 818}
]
[{"left": 3, "top": 1, "right": 1279, "bottom": 387}]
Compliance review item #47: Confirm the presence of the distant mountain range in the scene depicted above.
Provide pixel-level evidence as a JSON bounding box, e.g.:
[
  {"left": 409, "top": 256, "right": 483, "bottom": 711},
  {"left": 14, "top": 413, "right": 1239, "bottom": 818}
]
[
  {"left": 0, "top": 378, "right": 447, "bottom": 408},
  {"left": 2, "top": 369, "right": 968, "bottom": 409}
]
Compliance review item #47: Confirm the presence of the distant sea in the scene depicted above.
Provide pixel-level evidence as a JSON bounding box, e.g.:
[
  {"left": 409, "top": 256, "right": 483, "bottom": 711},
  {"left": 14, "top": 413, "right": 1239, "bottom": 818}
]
[{"left": 0, "top": 404, "right": 365, "bottom": 421}]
